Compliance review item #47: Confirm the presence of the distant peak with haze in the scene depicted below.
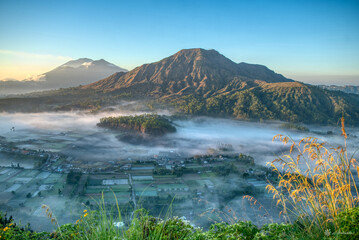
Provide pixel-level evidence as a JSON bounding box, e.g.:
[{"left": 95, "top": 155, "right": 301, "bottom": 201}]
[{"left": 0, "top": 58, "right": 128, "bottom": 96}]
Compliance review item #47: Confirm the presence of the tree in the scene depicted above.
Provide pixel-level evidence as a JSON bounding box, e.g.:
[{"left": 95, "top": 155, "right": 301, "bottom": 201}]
[
  {"left": 26, "top": 193, "right": 31, "bottom": 198},
  {"left": 66, "top": 171, "right": 82, "bottom": 184}
]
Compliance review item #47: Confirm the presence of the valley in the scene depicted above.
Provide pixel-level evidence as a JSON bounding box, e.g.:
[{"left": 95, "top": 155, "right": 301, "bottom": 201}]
[
  {"left": 0, "top": 109, "right": 357, "bottom": 231},
  {"left": 1, "top": 49, "right": 358, "bottom": 235},
  {"left": 1, "top": 1, "right": 358, "bottom": 238}
]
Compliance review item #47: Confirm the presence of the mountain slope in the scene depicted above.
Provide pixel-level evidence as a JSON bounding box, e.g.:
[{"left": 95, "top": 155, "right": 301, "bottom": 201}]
[
  {"left": 83, "top": 48, "right": 359, "bottom": 125},
  {"left": 0, "top": 58, "right": 127, "bottom": 95},
  {"left": 86, "top": 48, "right": 293, "bottom": 98},
  {"left": 180, "top": 81, "right": 359, "bottom": 125}
]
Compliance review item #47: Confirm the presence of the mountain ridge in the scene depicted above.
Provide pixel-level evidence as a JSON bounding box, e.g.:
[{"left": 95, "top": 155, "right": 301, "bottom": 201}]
[{"left": 85, "top": 48, "right": 293, "bottom": 99}]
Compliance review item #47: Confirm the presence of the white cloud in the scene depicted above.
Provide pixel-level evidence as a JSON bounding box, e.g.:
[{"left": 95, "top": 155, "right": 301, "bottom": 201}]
[
  {"left": 0, "top": 49, "right": 72, "bottom": 61},
  {"left": 81, "top": 62, "right": 93, "bottom": 68},
  {"left": 25, "top": 74, "right": 46, "bottom": 81}
]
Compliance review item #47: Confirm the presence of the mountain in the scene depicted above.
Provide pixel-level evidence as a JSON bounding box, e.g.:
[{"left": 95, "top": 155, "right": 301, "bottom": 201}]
[
  {"left": 0, "top": 58, "right": 127, "bottom": 95},
  {"left": 86, "top": 48, "right": 292, "bottom": 98},
  {"left": 1, "top": 48, "right": 359, "bottom": 125},
  {"left": 82, "top": 48, "right": 359, "bottom": 125},
  {"left": 319, "top": 85, "right": 359, "bottom": 95},
  {"left": 44, "top": 58, "right": 127, "bottom": 88}
]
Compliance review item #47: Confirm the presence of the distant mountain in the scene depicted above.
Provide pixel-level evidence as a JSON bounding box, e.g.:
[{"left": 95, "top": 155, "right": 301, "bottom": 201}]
[
  {"left": 319, "top": 85, "right": 359, "bottom": 95},
  {"left": 1, "top": 48, "right": 359, "bottom": 125},
  {"left": 87, "top": 48, "right": 292, "bottom": 97},
  {"left": 0, "top": 58, "right": 127, "bottom": 95}
]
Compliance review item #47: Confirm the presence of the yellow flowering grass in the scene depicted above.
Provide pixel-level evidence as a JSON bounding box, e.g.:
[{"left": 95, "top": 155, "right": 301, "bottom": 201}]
[{"left": 266, "top": 117, "right": 359, "bottom": 236}]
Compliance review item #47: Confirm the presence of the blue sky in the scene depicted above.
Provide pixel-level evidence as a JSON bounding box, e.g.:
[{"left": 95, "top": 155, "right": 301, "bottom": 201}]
[{"left": 0, "top": 0, "right": 358, "bottom": 84}]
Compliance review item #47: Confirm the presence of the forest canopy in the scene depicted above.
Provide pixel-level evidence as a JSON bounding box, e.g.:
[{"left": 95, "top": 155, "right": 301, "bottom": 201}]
[{"left": 97, "top": 114, "right": 176, "bottom": 136}]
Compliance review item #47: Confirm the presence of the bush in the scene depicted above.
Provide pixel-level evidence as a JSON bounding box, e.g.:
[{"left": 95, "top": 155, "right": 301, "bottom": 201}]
[
  {"left": 253, "top": 223, "right": 294, "bottom": 239},
  {"left": 336, "top": 207, "right": 359, "bottom": 240},
  {"left": 0, "top": 212, "right": 50, "bottom": 240},
  {"left": 125, "top": 210, "right": 194, "bottom": 240},
  {"left": 204, "top": 221, "right": 259, "bottom": 240}
]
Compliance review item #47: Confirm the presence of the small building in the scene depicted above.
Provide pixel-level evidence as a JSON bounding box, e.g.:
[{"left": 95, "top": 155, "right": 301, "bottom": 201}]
[
  {"left": 157, "top": 184, "right": 189, "bottom": 192},
  {"left": 132, "top": 175, "right": 153, "bottom": 181},
  {"left": 120, "top": 164, "right": 131, "bottom": 170},
  {"left": 102, "top": 179, "right": 128, "bottom": 185}
]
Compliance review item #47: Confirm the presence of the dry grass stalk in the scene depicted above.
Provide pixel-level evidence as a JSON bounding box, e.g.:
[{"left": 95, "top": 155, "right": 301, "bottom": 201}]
[{"left": 266, "top": 117, "right": 359, "bottom": 235}]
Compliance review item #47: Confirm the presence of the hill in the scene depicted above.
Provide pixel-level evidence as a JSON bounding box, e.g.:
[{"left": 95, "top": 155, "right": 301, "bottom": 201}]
[
  {"left": 97, "top": 114, "right": 176, "bottom": 136},
  {"left": 174, "top": 81, "right": 359, "bottom": 125}
]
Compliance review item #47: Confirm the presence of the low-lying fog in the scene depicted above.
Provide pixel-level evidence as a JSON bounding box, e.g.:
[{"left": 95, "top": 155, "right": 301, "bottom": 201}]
[
  {"left": 1, "top": 107, "right": 359, "bottom": 231},
  {"left": 0, "top": 110, "right": 358, "bottom": 167}
]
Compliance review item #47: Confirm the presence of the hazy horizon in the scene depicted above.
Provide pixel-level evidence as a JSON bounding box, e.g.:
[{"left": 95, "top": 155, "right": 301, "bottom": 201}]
[
  {"left": 1, "top": 51, "right": 358, "bottom": 86},
  {"left": 1, "top": 0, "right": 358, "bottom": 85}
]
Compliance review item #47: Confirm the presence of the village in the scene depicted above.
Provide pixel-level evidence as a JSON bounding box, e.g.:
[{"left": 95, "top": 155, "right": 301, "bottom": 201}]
[{"left": 0, "top": 134, "right": 275, "bottom": 229}]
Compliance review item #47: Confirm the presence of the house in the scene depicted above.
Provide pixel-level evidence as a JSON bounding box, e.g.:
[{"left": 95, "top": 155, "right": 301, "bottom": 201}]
[
  {"left": 120, "top": 164, "right": 131, "bottom": 170},
  {"left": 157, "top": 184, "right": 189, "bottom": 192}
]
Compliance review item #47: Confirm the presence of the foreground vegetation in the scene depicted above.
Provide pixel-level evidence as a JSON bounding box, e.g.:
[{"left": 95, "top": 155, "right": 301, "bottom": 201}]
[
  {"left": 1, "top": 118, "right": 358, "bottom": 239},
  {"left": 1, "top": 206, "right": 358, "bottom": 239},
  {"left": 267, "top": 121, "right": 358, "bottom": 237}
]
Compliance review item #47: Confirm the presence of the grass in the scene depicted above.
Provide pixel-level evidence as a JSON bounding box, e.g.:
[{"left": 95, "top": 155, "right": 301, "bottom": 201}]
[{"left": 266, "top": 117, "right": 359, "bottom": 239}]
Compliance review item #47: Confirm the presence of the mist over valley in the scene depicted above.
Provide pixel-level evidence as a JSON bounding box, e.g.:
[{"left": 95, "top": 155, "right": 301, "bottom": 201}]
[
  {"left": 1, "top": 105, "right": 358, "bottom": 231},
  {"left": 1, "top": 49, "right": 358, "bottom": 232}
]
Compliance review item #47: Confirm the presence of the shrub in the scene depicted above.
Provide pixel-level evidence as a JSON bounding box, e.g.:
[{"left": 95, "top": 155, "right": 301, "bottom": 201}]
[
  {"left": 204, "top": 221, "right": 259, "bottom": 240},
  {"left": 0, "top": 212, "right": 50, "bottom": 240},
  {"left": 125, "top": 209, "right": 194, "bottom": 240},
  {"left": 336, "top": 207, "right": 359, "bottom": 240},
  {"left": 253, "top": 223, "right": 294, "bottom": 239}
]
